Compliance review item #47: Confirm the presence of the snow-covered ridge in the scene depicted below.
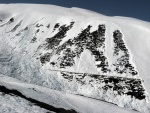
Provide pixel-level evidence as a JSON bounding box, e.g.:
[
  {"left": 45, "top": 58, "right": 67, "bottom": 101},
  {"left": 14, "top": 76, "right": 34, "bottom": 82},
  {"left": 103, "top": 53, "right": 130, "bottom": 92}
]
[{"left": 0, "top": 4, "right": 150, "bottom": 113}]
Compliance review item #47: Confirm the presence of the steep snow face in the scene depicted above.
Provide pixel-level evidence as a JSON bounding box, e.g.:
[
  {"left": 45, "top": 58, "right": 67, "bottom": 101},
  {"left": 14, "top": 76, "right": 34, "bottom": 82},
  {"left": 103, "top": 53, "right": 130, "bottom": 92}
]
[{"left": 0, "top": 4, "right": 150, "bottom": 113}]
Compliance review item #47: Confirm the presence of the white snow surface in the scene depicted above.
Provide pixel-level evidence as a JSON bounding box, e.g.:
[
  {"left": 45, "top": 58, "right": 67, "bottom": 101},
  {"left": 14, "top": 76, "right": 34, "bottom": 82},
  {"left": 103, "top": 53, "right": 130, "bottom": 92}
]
[
  {"left": 0, "top": 3, "right": 150, "bottom": 113},
  {"left": 0, "top": 74, "right": 138, "bottom": 113}
]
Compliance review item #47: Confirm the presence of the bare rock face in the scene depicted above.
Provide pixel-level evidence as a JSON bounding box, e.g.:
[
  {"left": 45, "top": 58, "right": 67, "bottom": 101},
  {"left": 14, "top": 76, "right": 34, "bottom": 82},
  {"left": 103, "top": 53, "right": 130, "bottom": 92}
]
[{"left": 0, "top": 4, "right": 150, "bottom": 113}]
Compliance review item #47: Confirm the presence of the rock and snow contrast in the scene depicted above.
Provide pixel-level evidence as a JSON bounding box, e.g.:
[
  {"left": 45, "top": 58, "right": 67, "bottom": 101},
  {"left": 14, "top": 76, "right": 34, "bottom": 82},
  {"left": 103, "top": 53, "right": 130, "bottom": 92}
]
[{"left": 0, "top": 4, "right": 150, "bottom": 113}]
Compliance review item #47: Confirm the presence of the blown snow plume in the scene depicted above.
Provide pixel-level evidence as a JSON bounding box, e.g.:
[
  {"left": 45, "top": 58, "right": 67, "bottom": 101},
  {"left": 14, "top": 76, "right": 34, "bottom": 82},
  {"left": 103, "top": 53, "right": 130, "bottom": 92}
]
[{"left": 0, "top": 4, "right": 150, "bottom": 113}]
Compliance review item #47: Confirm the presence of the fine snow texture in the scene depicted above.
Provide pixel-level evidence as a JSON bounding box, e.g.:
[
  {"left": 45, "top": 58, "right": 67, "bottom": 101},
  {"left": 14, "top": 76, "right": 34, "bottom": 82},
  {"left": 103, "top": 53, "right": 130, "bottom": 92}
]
[
  {"left": 0, "top": 4, "right": 150, "bottom": 113},
  {"left": 0, "top": 75, "right": 139, "bottom": 113}
]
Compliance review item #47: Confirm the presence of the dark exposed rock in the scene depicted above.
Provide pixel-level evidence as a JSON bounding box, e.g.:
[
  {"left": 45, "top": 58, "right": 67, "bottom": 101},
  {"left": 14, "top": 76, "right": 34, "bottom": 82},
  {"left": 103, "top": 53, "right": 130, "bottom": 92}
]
[
  {"left": 9, "top": 18, "right": 14, "bottom": 22},
  {"left": 40, "top": 53, "right": 51, "bottom": 64},
  {"left": 46, "top": 24, "right": 50, "bottom": 28},
  {"left": 59, "top": 48, "right": 76, "bottom": 68},
  {"left": 53, "top": 24, "right": 110, "bottom": 73},
  {"left": 113, "top": 30, "right": 138, "bottom": 76},
  {"left": 50, "top": 62, "right": 56, "bottom": 66},
  {"left": 38, "top": 22, "right": 138, "bottom": 77},
  {"left": 61, "top": 72, "right": 74, "bottom": 81},
  {"left": 24, "top": 26, "right": 28, "bottom": 30},
  {"left": 45, "top": 22, "right": 74, "bottom": 50},
  {"left": 36, "top": 23, "right": 43, "bottom": 28},
  {"left": 31, "top": 36, "right": 37, "bottom": 43},
  {"left": 54, "top": 23, "right": 60, "bottom": 29},
  {"left": 60, "top": 71, "right": 146, "bottom": 100},
  {"left": 10, "top": 21, "right": 22, "bottom": 32},
  {"left": 15, "top": 26, "right": 29, "bottom": 36},
  {"left": 16, "top": 32, "right": 21, "bottom": 36},
  {"left": 35, "top": 29, "right": 40, "bottom": 34}
]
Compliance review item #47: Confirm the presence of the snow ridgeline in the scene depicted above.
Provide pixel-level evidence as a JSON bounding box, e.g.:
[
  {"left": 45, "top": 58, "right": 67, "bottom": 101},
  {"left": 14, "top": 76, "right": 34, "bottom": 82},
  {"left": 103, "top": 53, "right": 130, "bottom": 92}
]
[{"left": 0, "top": 4, "right": 150, "bottom": 113}]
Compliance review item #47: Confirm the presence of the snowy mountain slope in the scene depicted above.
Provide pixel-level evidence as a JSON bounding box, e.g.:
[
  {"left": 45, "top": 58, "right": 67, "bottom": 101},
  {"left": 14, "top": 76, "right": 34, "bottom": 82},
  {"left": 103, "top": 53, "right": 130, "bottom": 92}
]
[
  {"left": 0, "top": 4, "right": 150, "bottom": 113},
  {"left": 0, "top": 74, "right": 139, "bottom": 113},
  {"left": 0, "top": 92, "right": 50, "bottom": 113}
]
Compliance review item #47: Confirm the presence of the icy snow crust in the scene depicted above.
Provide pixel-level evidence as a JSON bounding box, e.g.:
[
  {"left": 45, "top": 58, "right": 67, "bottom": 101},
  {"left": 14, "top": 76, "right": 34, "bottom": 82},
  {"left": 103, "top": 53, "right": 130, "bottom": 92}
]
[{"left": 0, "top": 4, "right": 150, "bottom": 113}]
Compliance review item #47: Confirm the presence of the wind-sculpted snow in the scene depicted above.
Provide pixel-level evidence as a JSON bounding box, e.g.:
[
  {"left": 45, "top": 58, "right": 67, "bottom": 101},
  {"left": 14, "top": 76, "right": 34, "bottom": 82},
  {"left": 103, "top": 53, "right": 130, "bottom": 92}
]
[
  {"left": 40, "top": 70, "right": 148, "bottom": 112},
  {"left": 0, "top": 75, "right": 140, "bottom": 113},
  {"left": 0, "top": 4, "right": 150, "bottom": 113}
]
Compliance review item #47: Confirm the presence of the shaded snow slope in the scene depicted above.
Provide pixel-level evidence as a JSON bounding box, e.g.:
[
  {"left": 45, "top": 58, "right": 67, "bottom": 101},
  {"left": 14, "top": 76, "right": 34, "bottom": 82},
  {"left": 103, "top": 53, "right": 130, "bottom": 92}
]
[
  {"left": 0, "top": 92, "right": 49, "bottom": 113},
  {"left": 0, "top": 75, "right": 139, "bottom": 113},
  {"left": 0, "top": 4, "right": 150, "bottom": 113}
]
